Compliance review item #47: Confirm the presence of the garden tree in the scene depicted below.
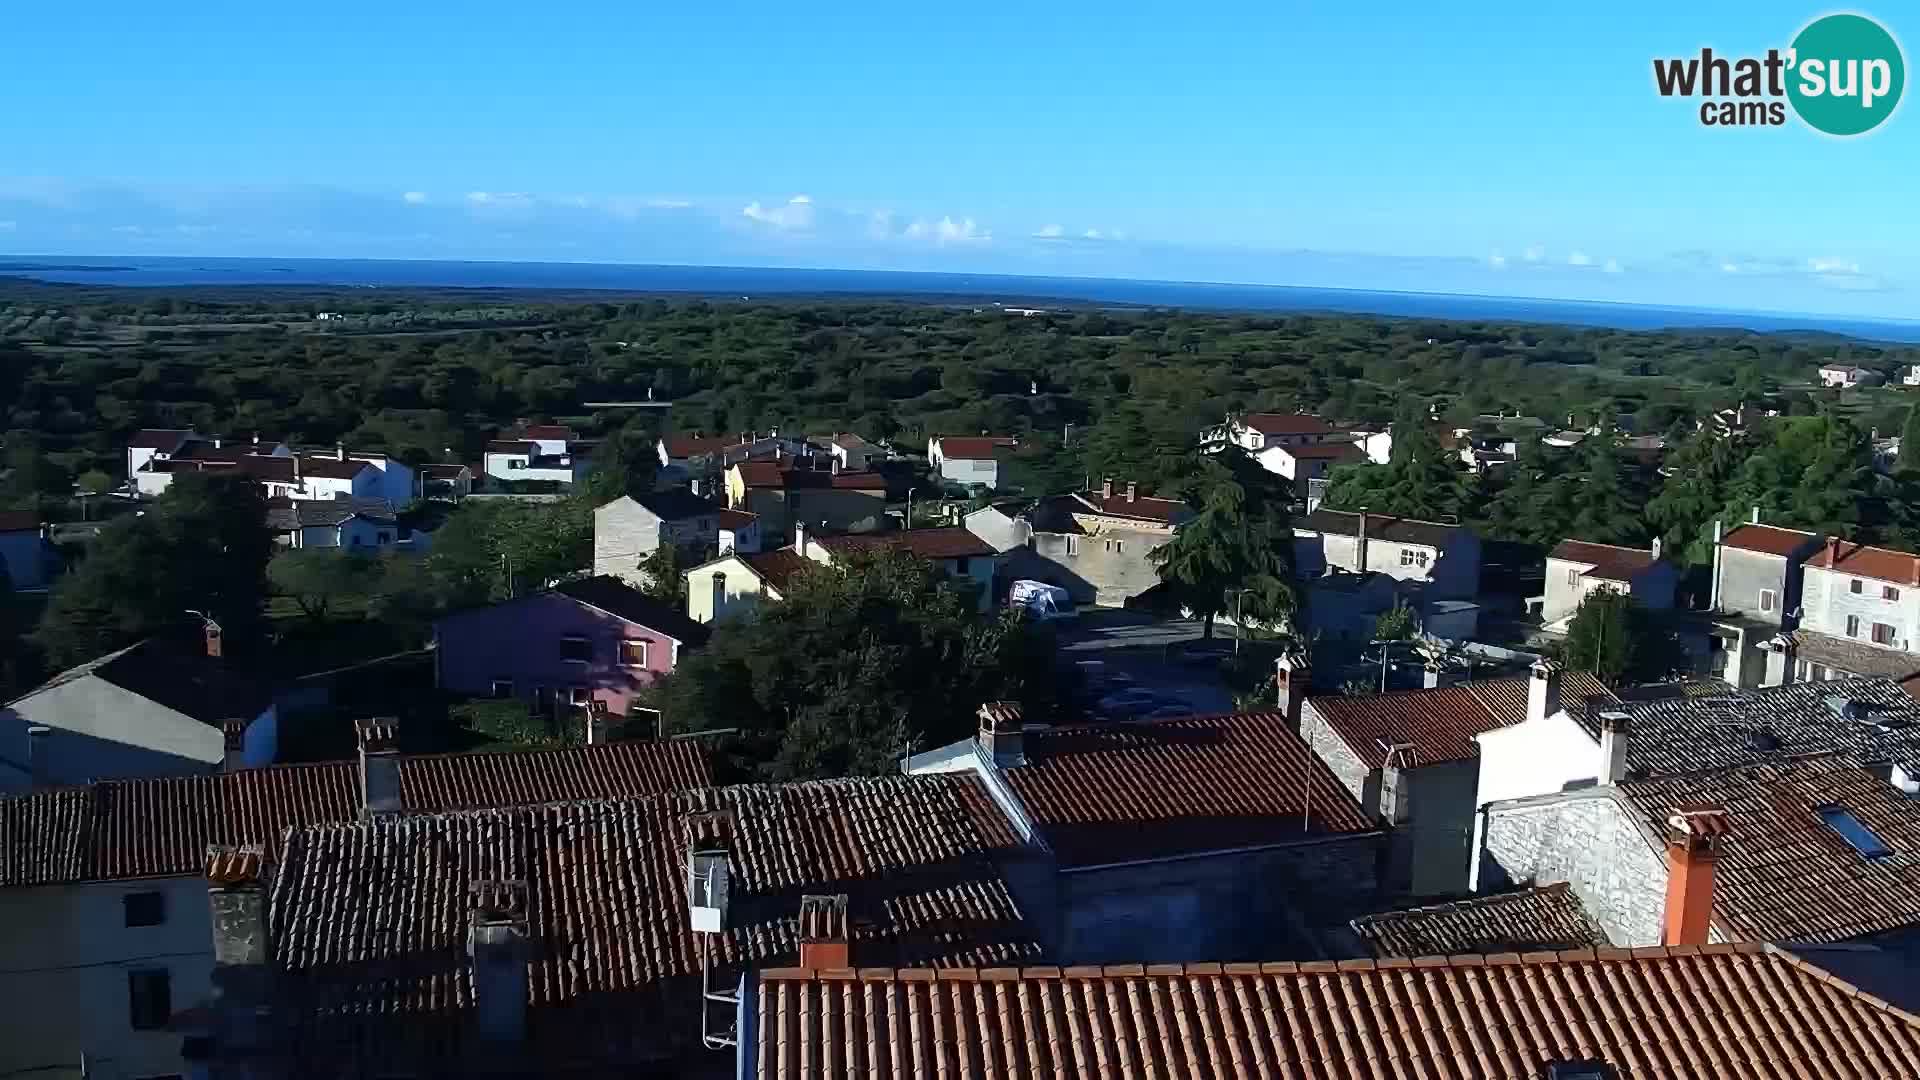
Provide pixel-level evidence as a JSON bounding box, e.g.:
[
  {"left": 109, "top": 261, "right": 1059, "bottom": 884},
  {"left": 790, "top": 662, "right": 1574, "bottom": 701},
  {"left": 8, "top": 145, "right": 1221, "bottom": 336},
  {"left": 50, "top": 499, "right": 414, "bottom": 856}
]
[
  {"left": 1372, "top": 600, "right": 1417, "bottom": 643},
  {"left": 1321, "top": 405, "right": 1467, "bottom": 522},
  {"left": 1477, "top": 443, "right": 1581, "bottom": 549},
  {"left": 633, "top": 543, "right": 696, "bottom": 608},
  {"left": 1645, "top": 430, "right": 1749, "bottom": 565},
  {"left": 1560, "top": 587, "right": 1680, "bottom": 686},
  {"left": 1719, "top": 414, "right": 1879, "bottom": 539},
  {"left": 589, "top": 417, "right": 661, "bottom": 497},
  {"left": 1149, "top": 446, "right": 1296, "bottom": 639},
  {"left": 1563, "top": 434, "right": 1649, "bottom": 547},
  {"left": 423, "top": 494, "right": 596, "bottom": 609},
  {"left": 267, "top": 549, "right": 384, "bottom": 623},
  {"left": 652, "top": 549, "right": 1067, "bottom": 781},
  {"left": 35, "top": 473, "right": 271, "bottom": 666},
  {"left": 1901, "top": 404, "right": 1920, "bottom": 475}
]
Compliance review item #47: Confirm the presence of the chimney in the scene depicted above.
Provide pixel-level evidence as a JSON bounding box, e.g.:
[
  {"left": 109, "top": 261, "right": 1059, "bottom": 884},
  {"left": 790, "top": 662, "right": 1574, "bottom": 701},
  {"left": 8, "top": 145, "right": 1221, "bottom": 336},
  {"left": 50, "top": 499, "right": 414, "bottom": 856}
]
[
  {"left": 585, "top": 700, "right": 610, "bottom": 745},
  {"left": 1661, "top": 808, "right": 1727, "bottom": 946},
  {"left": 1422, "top": 662, "right": 1458, "bottom": 690},
  {"left": 356, "top": 717, "right": 402, "bottom": 818},
  {"left": 334, "top": 444, "right": 346, "bottom": 461},
  {"left": 1356, "top": 512, "right": 1369, "bottom": 572},
  {"left": 1712, "top": 520, "right": 1723, "bottom": 545},
  {"left": 1526, "top": 658, "right": 1562, "bottom": 724},
  {"left": 977, "top": 702, "right": 1024, "bottom": 768},
  {"left": 251, "top": 433, "right": 260, "bottom": 446},
  {"left": 1377, "top": 744, "right": 1413, "bottom": 825},
  {"left": 292, "top": 456, "right": 301, "bottom": 481},
  {"left": 25, "top": 725, "right": 51, "bottom": 787},
  {"left": 1650, "top": 536, "right": 1663, "bottom": 561},
  {"left": 1125, "top": 481, "right": 1137, "bottom": 503},
  {"left": 213, "top": 436, "right": 222, "bottom": 449},
  {"left": 1276, "top": 649, "right": 1310, "bottom": 729},
  {"left": 1827, "top": 536, "right": 1841, "bottom": 566},
  {"left": 467, "top": 881, "right": 530, "bottom": 1045},
  {"left": 1597, "top": 711, "right": 1631, "bottom": 784},
  {"left": 792, "top": 519, "right": 807, "bottom": 556},
  {"left": 221, "top": 718, "right": 248, "bottom": 771},
  {"left": 830, "top": 456, "right": 841, "bottom": 475},
  {"left": 204, "top": 619, "right": 224, "bottom": 659},
  {"left": 797, "top": 894, "right": 850, "bottom": 971},
  {"left": 1101, "top": 477, "right": 1114, "bottom": 500},
  {"left": 205, "top": 844, "right": 274, "bottom": 1036}
]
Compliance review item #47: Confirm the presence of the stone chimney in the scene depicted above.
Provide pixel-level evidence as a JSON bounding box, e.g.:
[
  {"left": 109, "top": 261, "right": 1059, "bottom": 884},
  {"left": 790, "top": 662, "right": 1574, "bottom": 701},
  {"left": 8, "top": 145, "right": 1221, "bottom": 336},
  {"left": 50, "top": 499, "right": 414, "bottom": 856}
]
[
  {"left": 797, "top": 894, "right": 850, "bottom": 971},
  {"left": 1422, "top": 662, "right": 1459, "bottom": 690},
  {"left": 1526, "top": 658, "right": 1562, "bottom": 724},
  {"left": 205, "top": 844, "right": 274, "bottom": 1043},
  {"left": 221, "top": 719, "right": 248, "bottom": 771},
  {"left": 1101, "top": 477, "right": 1114, "bottom": 500},
  {"left": 1276, "top": 650, "right": 1310, "bottom": 729},
  {"left": 467, "top": 880, "right": 530, "bottom": 1045},
  {"left": 1125, "top": 481, "right": 1137, "bottom": 503},
  {"left": 1751, "top": 506, "right": 1761, "bottom": 524},
  {"left": 1377, "top": 744, "right": 1414, "bottom": 825},
  {"left": 977, "top": 702, "right": 1024, "bottom": 768},
  {"left": 1662, "top": 807, "right": 1728, "bottom": 946},
  {"left": 1650, "top": 536, "right": 1663, "bottom": 561},
  {"left": 25, "top": 725, "right": 51, "bottom": 787},
  {"left": 356, "top": 717, "right": 402, "bottom": 818},
  {"left": 204, "top": 619, "right": 224, "bottom": 660},
  {"left": 1597, "top": 711, "right": 1631, "bottom": 784}
]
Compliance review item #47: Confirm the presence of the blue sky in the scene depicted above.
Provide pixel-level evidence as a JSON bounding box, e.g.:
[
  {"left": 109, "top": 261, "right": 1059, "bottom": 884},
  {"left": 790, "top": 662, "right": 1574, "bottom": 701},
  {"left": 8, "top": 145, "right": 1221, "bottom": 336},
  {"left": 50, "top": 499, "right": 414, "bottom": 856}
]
[{"left": 1, "top": 1, "right": 1914, "bottom": 316}]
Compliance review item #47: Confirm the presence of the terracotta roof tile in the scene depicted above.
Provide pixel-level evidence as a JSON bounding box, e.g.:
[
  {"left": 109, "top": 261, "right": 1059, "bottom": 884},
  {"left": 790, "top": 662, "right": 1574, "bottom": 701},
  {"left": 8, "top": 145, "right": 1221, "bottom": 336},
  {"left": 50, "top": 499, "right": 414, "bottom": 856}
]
[
  {"left": 814, "top": 527, "right": 996, "bottom": 561},
  {"left": 1810, "top": 539, "right": 1920, "bottom": 586},
  {"left": 1722, "top": 523, "right": 1821, "bottom": 558},
  {"left": 1071, "top": 490, "right": 1192, "bottom": 525},
  {"left": 0, "top": 742, "right": 710, "bottom": 886},
  {"left": 1351, "top": 883, "right": 1612, "bottom": 957},
  {"left": 1550, "top": 539, "right": 1660, "bottom": 581},
  {"left": 715, "top": 508, "right": 757, "bottom": 530},
  {"left": 1308, "top": 670, "right": 1616, "bottom": 768},
  {"left": 740, "top": 548, "right": 815, "bottom": 592},
  {"left": 998, "top": 711, "right": 1374, "bottom": 868},
  {"left": 1241, "top": 413, "right": 1334, "bottom": 436},
  {"left": 933, "top": 435, "right": 1018, "bottom": 459},
  {"left": 1617, "top": 754, "right": 1920, "bottom": 943},
  {"left": 662, "top": 433, "right": 730, "bottom": 458},
  {"left": 754, "top": 947, "right": 1920, "bottom": 1079}
]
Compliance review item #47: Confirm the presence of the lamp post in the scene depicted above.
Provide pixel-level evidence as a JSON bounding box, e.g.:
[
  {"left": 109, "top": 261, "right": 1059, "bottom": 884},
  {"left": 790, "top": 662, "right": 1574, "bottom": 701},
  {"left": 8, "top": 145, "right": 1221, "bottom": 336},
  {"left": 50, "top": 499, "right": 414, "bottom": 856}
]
[
  {"left": 1227, "top": 588, "right": 1253, "bottom": 655},
  {"left": 906, "top": 486, "right": 917, "bottom": 531}
]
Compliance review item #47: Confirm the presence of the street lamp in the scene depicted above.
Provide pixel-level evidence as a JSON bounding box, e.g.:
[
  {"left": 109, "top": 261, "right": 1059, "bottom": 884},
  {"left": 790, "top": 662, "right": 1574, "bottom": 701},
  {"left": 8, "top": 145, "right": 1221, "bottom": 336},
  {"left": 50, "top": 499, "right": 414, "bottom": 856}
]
[
  {"left": 1226, "top": 588, "right": 1254, "bottom": 655},
  {"left": 906, "top": 486, "right": 918, "bottom": 531}
]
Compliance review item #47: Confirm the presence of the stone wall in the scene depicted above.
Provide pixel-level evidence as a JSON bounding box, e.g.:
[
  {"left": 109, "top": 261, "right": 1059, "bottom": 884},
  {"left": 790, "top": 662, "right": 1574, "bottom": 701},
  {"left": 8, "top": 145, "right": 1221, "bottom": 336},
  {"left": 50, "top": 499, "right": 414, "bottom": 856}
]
[
  {"left": 1299, "top": 705, "right": 1373, "bottom": 803},
  {"left": 1479, "top": 792, "right": 1667, "bottom": 946}
]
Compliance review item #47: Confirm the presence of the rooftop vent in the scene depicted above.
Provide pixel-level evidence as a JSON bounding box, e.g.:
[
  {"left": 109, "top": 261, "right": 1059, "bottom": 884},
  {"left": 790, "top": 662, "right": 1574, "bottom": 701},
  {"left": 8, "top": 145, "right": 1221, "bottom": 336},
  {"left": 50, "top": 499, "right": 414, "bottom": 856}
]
[{"left": 686, "top": 848, "right": 730, "bottom": 933}]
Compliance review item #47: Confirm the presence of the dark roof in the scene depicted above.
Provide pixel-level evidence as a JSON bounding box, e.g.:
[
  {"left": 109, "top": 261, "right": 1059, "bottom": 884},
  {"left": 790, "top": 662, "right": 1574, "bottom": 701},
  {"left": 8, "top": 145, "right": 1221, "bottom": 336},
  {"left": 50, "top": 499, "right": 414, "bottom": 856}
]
[
  {"left": 485, "top": 440, "right": 538, "bottom": 454},
  {"left": 417, "top": 463, "right": 470, "bottom": 478},
  {"left": 831, "top": 432, "right": 870, "bottom": 449},
  {"left": 1584, "top": 674, "right": 1920, "bottom": 777},
  {"left": 264, "top": 776, "right": 1041, "bottom": 1067},
  {"left": 999, "top": 712, "right": 1375, "bottom": 868},
  {"left": 1810, "top": 539, "right": 1920, "bottom": 586},
  {"left": 14, "top": 638, "right": 271, "bottom": 728},
  {"left": 1069, "top": 490, "right": 1191, "bottom": 525},
  {"left": 127, "top": 428, "right": 195, "bottom": 451},
  {"left": 1350, "top": 883, "right": 1611, "bottom": 957},
  {"left": 629, "top": 490, "right": 721, "bottom": 521},
  {"left": 660, "top": 433, "right": 730, "bottom": 458},
  {"left": 787, "top": 468, "right": 886, "bottom": 491},
  {"left": 752, "top": 945, "right": 1920, "bottom": 1080},
  {"left": 0, "top": 510, "right": 41, "bottom": 532},
  {"left": 1789, "top": 629, "right": 1920, "bottom": 681},
  {"left": 294, "top": 457, "right": 374, "bottom": 481},
  {"left": 550, "top": 575, "right": 710, "bottom": 644},
  {"left": 714, "top": 508, "right": 757, "bottom": 530},
  {"left": 1302, "top": 509, "right": 1465, "bottom": 549},
  {"left": 738, "top": 548, "right": 814, "bottom": 592},
  {"left": 813, "top": 527, "right": 996, "bottom": 561},
  {"left": 1308, "top": 670, "right": 1616, "bottom": 768},
  {"left": 293, "top": 496, "right": 397, "bottom": 528},
  {"left": 1550, "top": 539, "right": 1660, "bottom": 580},
  {"left": 1278, "top": 441, "right": 1366, "bottom": 461},
  {"left": 0, "top": 741, "right": 711, "bottom": 887},
  {"left": 1617, "top": 754, "right": 1920, "bottom": 943},
  {"left": 1241, "top": 412, "right": 1334, "bottom": 435},
  {"left": 933, "top": 435, "right": 1018, "bottom": 459},
  {"left": 1722, "top": 523, "right": 1820, "bottom": 558},
  {"left": 519, "top": 424, "right": 575, "bottom": 440}
]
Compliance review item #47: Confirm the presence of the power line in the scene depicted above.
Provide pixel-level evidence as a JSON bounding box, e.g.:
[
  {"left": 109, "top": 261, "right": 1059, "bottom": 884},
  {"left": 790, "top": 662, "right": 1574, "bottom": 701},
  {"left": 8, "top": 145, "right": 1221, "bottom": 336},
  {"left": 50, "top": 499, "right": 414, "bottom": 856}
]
[{"left": 0, "top": 949, "right": 207, "bottom": 976}]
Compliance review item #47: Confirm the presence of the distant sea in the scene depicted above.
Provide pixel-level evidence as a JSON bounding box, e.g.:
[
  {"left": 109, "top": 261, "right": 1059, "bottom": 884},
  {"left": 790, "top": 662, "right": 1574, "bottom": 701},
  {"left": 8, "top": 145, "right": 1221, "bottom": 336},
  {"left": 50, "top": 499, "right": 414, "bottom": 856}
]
[{"left": 3, "top": 255, "right": 1918, "bottom": 342}]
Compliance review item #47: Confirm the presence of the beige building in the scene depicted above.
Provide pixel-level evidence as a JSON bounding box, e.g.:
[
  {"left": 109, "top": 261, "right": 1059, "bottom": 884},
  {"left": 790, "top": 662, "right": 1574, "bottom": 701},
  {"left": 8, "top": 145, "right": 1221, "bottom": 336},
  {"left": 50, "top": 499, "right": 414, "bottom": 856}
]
[
  {"left": 965, "top": 480, "right": 1193, "bottom": 608},
  {"left": 724, "top": 461, "right": 886, "bottom": 539}
]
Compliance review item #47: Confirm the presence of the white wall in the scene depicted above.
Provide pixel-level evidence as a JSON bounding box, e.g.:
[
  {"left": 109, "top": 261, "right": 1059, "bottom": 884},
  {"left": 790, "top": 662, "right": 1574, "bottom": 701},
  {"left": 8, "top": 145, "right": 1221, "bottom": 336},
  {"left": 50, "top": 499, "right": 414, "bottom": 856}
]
[
  {"left": 937, "top": 456, "right": 999, "bottom": 489},
  {"left": 1804, "top": 565, "right": 1920, "bottom": 653},
  {"left": 1469, "top": 711, "right": 1600, "bottom": 889},
  {"left": 0, "top": 875, "right": 214, "bottom": 1080}
]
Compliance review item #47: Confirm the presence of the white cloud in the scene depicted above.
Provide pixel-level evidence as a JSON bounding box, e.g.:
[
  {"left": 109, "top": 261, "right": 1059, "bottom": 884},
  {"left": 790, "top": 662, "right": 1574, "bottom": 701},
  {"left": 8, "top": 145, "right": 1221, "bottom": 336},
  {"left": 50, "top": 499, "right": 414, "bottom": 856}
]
[
  {"left": 646, "top": 198, "right": 693, "bottom": 210},
  {"left": 1488, "top": 251, "right": 1508, "bottom": 269},
  {"left": 1603, "top": 258, "right": 1624, "bottom": 274},
  {"left": 1808, "top": 256, "right": 1862, "bottom": 276},
  {"left": 904, "top": 216, "right": 990, "bottom": 246},
  {"left": 402, "top": 191, "right": 428, "bottom": 205},
  {"left": 1082, "top": 228, "right": 1105, "bottom": 241},
  {"left": 742, "top": 194, "right": 816, "bottom": 231},
  {"left": 1567, "top": 251, "right": 1592, "bottom": 267},
  {"left": 1720, "top": 261, "right": 1741, "bottom": 273},
  {"left": 1033, "top": 223, "right": 1066, "bottom": 239},
  {"left": 466, "top": 191, "right": 535, "bottom": 208},
  {"left": 1523, "top": 245, "right": 1545, "bottom": 263}
]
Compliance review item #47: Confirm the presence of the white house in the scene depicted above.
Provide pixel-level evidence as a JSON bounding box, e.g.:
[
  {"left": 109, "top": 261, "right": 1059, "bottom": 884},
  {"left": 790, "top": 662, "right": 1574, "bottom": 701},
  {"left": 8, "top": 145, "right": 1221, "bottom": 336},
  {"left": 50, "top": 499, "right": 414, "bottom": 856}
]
[
  {"left": 1903, "top": 364, "right": 1920, "bottom": 388},
  {"left": 483, "top": 439, "right": 587, "bottom": 485},
  {"left": 125, "top": 428, "right": 199, "bottom": 483},
  {"left": 1819, "top": 364, "right": 1885, "bottom": 389},
  {"left": 825, "top": 432, "right": 875, "bottom": 472},
  {"left": 1257, "top": 441, "right": 1367, "bottom": 498},
  {"left": 297, "top": 446, "right": 415, "bottom": 504},
  {"left": 1777, "top": 538, "right": 1920, "bottom": 683},
  {"left": 1220, "top": 412, "right": 1340, "bottom": 452},
  {"left": 592, "top": 491, "right": 726, "bottom": 586},
  {"left": 1294, "top": 509, "right": 1482, "bottom": 601},
  {"left": 716, "top": 508, "right": 760, "bottom": 555},
  {"left": 419, "top": 463, "right": 473, "bottom": 500},
  {"left": 266, "top": 496, "right": 401, "bottom": 550},
  {"left": 1540, "top": 539, "right": 1676, "bottom": 626},
  {"left": 288, "top": 453, "right": 381, "bottom": 502},
  {"left": 928, "top": 434, "right": 1017, "bottom": 490},
  {"left": 800, "top": 523, "right": 999, "bottom": 612},
  {"left": 0, "top": 635, "right": 276, "bottom": 793}
]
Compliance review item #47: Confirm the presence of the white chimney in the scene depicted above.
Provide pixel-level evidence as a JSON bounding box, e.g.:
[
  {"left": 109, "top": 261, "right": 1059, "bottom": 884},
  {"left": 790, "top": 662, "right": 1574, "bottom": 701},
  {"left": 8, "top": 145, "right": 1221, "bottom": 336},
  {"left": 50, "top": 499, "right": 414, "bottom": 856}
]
[
  {"left": 792, "top": 519, "right": 807, "bottom": 556},
  {"left": 25, "top": 725, "right": 51, "bottom": 787},
  {"left": 1751, "top": 506, "right": 1761, "bottom": 524},
  {"left": 1598, "top": 711, "right": 1631, "bottom": 784},
  {"left": 221, "top": 719, "right": 248, "bottom": 771},
  {"left": 1650, "top": 536, "right": 1663, "bottom": 561},
  {"left": 467, "top": 881, "right": 529, "bottom": 1045},
  {"left": 356, "top": 718, "right": 402, "bottom": 817},
  {"left": 1527, "top": 658, "right": 1562, "bottom": 724}
]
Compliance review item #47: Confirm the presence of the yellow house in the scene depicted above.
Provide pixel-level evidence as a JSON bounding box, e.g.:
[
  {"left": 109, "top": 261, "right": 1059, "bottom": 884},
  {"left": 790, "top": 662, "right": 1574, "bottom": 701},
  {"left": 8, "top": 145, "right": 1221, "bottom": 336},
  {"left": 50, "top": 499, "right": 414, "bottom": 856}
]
[{"left": 725, "top": 461, "right": 887, "bottom": 539}]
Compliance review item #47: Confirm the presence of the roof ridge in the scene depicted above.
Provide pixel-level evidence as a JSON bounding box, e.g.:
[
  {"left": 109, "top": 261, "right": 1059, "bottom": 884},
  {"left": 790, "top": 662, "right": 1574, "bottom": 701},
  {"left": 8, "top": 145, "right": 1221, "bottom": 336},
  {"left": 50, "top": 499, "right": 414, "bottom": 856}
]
[
  {"left": 1761, "top": 943, "right": 1920, "bottom": 1026},
  {"left": 1353, "top": 882, "right": 1572, "bottom": 920}
]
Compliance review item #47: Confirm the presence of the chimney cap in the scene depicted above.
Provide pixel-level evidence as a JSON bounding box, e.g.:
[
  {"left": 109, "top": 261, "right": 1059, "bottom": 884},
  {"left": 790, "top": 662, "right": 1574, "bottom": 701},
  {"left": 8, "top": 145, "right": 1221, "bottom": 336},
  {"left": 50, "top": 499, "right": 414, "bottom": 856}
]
[
  {"left": 1530, "top": 657, "right": 1562, "bottom": 677},
  {"left": 978, "top": 701, "right": 1024, "bottom": 735},
  {"left": 1598, "top": 710, "right": 1632, "bottom": 732},
  {"left": 206, "top": 844, "right": 268, "bottom": 888},
  {"left": 469, "top": 880, "right": 530, "bottom": 925},
  {"left": 798, "top": 893, "right": 850, "bottom": 942},
  {"left": 355, "top": 717, "right": 399, "bottom": 754},
  {"left": 1666, "top": 806, "right": 1731, "bottom": 846}
]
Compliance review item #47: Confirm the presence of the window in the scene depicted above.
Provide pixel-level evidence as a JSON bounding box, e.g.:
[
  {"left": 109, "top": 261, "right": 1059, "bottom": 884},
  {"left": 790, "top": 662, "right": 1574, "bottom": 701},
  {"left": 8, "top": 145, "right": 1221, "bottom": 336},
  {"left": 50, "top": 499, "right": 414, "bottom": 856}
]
[
  {"left": 619, "top": 640, "right": 648, "bottom": 667},
  {"left": 128, "top": 969, "right": 171, "bottom": 1030},
  {"left": 1065, "top": 536, "right": 1080, "bottom": 556},
  {"left": 1416, "top": 550, "right": 1429, "bottom": 568},
  {"left": 1817, "top": 806, "right": 1893, "bottom": 857},
  {"left": 490, "top": 679, "right": 514, "bottom": 699},
  {"left": 1400, "top": 548, "right": 1417, "bottom": 566},
  {"left": 1845, "top": 614, "right": 1862, "bottom": 637},
  {"left": 377, "top": 531, "right": 393, "bottom": 544},
  {"left": 1851, "top": 579, "right": 1864, "bottom": 594},
  {"left": 568, "top": 686, "right": 590, "bottom": 706},
  {"left": 124, "top": 891, "right": 165, "bottom": 928},
  {"left": 559, "top": 635, "right": 592, "bottom": 663},
  {"left": 510, "top": 459, "right": 525, "bottom": 470},
  {"left": 1873, "top": 622, "right": 1897, "bottom": 646},
  {"left": 1759, "top": 588, "right": 1777, "bottom": 613},
  {"left": 1567, "top": 568, "right": 1581, "bottom": 587},
  {"left": 953, "top": 556, "right": 970, "bottom": 575},
  {"left": 1886, "top": 585, "right": 1902, "bottom": 601}
]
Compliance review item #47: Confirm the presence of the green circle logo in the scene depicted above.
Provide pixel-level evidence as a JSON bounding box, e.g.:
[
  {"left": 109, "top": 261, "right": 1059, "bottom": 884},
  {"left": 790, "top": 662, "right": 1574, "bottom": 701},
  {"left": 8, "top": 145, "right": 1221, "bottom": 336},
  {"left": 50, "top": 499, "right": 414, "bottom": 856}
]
[{"left": 1787, "top": 13, "right": 1905, "bottom": 135}]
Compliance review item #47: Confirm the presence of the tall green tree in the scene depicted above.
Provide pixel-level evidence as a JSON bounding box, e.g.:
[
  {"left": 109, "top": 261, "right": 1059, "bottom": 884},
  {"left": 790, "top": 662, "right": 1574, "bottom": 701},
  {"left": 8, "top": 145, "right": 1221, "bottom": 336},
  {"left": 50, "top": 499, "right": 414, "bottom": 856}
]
[
  {"left": 1646, "top": 431, "right": 1748, "bottom": 565},
  {"left": 1322, "top": 404, "right": 1467, "bottom": 522},
  {"left": 1561, "top": 587, "right": 1680, "bottom": 686},
  {"left": 1564, "top": 434, "right": 1648, "bottom": 547},
  {"left": 1150, "top": 446, "right": 1296, "bottom": 639}
]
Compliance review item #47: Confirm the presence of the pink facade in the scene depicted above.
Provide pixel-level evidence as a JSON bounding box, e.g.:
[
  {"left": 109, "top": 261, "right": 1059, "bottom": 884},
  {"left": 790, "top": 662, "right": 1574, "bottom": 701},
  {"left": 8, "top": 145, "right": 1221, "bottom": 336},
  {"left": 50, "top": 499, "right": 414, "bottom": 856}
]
[{"left": 433, "top": 590, "right": 693, "bottom": 716}]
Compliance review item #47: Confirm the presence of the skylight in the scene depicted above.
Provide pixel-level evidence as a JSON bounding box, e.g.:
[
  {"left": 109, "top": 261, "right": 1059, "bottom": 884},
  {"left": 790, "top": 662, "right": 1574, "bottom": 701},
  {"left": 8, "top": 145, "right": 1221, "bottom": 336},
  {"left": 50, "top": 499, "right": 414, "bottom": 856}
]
[{"left": 1816, "top": 806, "right": 1893, "bottom": 858}]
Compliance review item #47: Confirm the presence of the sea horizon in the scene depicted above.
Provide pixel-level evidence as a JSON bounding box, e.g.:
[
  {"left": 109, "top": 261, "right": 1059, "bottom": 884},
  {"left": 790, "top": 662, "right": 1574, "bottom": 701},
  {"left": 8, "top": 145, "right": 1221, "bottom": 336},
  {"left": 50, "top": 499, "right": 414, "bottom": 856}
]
[{"left": 4, "top": 253, "right": 1919, "bottom": 342}]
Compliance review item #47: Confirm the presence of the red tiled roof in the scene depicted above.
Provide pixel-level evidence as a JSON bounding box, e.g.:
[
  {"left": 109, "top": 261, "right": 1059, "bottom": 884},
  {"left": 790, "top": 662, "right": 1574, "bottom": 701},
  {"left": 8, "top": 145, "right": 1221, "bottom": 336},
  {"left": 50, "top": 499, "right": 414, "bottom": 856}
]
[
  {"left": 485, "top": 440, "right": 538, "bottom": 455},
  {"left": 1550, "top": 539, "right": 1659, "bottom": 581},
  {"left": 0, "top": 742, "right": 711, "bottom": 887},
  {"left": 814, "top": 527, "right": 995, "bottom": 560},
  {"left": 127, "top": 428, "right": 195, "bottom": 450},
  {"left": 740, "top": 548, "right": 815, "bottom": 592},
  {"left": 266, "top": 776, "right": 1041, "bottom": 1065},
  {"left": 662, "top": 433, "right": 730, "bottom": 459},
  {"left": 1617, "top": 754, "right": 1920, "bottom": 943},
  {"left": 295, "top": 456, "right": 374, "bottom": 479},
  {"left": 1350, "top": 883, "right": 1610, "bottom": 957},
  {"left": 734, "top": 460, "right": 783, "bottom": 487},
  {"left": 1308, "top": 670, "right": 1617, "bottom": 768},
  {"left": 752, "top": 945, "right": 1920, "bottom": 1079},
  {"left": 1809, "top": 539, "right": 1920, "bottom": 586},
  {"left": 715, "top": 508, "right": 757, "bottom": 530},
  {"left": 1241, "top": 412, "right": 1334, "bottom": 435},
  {"left": 519, "top": 424, "right": 574, "bottom": 440},
  {"left": 933, "top": 435, "right": 1017, "bottom": 459},
  {"left": 1279, "top": 440, "right": 1366, "bottom": 461},
  {"left": 999, "top": 712, "right": 1374, "bottom": 868},
  {"left": 1072, "top": 490, "right": 1191, "bottom": 525},
  {"left": 0, "top": 510, "right": 40, "bottom": 532},
  {"left": 735, "top": 462, "right": 886, "bottom": 491},
  {"left": 1722, "top": 523, "right": 1820, "bottom": 558}
]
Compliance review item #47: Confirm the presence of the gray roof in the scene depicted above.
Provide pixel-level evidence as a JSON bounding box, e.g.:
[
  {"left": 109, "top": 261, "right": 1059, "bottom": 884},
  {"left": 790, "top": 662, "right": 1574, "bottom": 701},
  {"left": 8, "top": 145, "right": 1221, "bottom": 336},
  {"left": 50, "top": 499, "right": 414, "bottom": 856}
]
[
  {"left": 631, "top": 490, "right": 722, "bottom": 521},
  {"left": 1351, "top": 884, "right": 1611, "bottom": 958},
  {"left": 1303, "top": 509, "right": 1466, "bottom": 550},
  {"left": 1587, "top": 675, "right": 1920, "bottom": 777},
  {"left": 294, "top": 497, "right": 397, "bottom": 528},
  {"left": 1789, "top": 629, "right": 1920, "bottom": 681}
]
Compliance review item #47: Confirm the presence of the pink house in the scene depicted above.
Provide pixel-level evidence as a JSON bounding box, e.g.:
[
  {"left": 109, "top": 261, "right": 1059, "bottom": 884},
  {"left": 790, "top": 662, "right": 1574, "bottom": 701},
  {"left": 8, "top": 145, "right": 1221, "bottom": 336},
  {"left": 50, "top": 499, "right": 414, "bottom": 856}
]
[{"left": 432, "top": 576, "right": 708, "bottom": 717}]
